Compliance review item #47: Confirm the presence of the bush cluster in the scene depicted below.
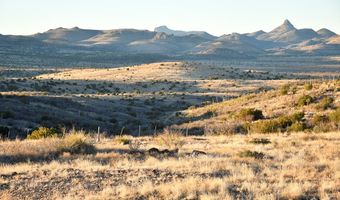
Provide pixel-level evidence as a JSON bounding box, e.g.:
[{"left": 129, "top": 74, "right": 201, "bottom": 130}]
[
  {"left": 297, "top": 95, "right": 314, "bottom": 106},
  {"left": 236, "top": 108, "right": 264, "bottom": 122},
  {"left": 280, "top": 84, "right": 290, "bottom": 95},
  {"left": 249, "top": 112, "right": 304, "bottom": 133},
  {"left": 58, "top": 133, "right": 96, "bottom": 154},
  {"left": 316, "top": 97, "right": 334, "bottom": 110},
  {"left": 238, "top": 150, "right": 265, "bottom": 159},
  {"left": 27, "top": 127, "right": 59, "bottom": 139}
]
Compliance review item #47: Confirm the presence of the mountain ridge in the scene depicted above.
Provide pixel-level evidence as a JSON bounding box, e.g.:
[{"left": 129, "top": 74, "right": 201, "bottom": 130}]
[{"left": 0, "top": 20, "right": 339, "bottom": 66}]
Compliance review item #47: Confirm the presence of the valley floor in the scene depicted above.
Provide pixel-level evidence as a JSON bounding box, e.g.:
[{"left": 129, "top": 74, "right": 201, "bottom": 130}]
[{"left": 0, "top": 132, "right": 339, "bottom": 199}]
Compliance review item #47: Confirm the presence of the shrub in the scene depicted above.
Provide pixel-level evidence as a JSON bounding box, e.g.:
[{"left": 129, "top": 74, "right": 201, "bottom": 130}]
[
  {"left": 236, "top": 108, "right": 264, "bottom": 122},
  {"left": 249, "top": 138, "right": 271, "bottom": 145},
  {"left": 297, "top": 95, "right": 314, "bottom": 106},
  {"left": 205, "top": 122, "right": 248, "bottom": 135},
  {"left": 27, "top": 127, "right": 59, "bottom": 139},
  {"left": 280, "top": 84, "right": 290, "bottom": 95},
  {"left": 114, "top": 135, "right": 132, "bottom": 145},
  {"left": 58, "top": 133, "right": 96, "bottom": 154},
  {"left": 250, "top": 112, "right": 304, "bottom": 133},
  {"left": 328, "top": 107, "right": 340, "bottom": 123},
  {"left": 288, "top": 122, "right": 305, "bottom": 132},
  {"left": 249, "top": 120, "right": 279, "bottom": 133},
  {"left": 316, "top": 97, "right": 334, "bottom": 110},
  {"left": 311, "top": 114, "right": 329, "bottom": 125},
  {"left": 155, "top": 129, "right": 185, "bottom": 149},
  {"left": 238, "top": 150, "right": 265, "bottom": 159},
  {"left": 304, "top": 83, "right": 313, "bottom": 90}
]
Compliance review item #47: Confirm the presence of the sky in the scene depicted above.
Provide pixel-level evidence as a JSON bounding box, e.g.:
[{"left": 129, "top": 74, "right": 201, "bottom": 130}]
[{"left": 0, "top": 0, "right": 339, "bottom": 36}]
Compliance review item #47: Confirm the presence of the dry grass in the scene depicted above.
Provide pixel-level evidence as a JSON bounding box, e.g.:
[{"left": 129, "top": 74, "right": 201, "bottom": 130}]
[{"left": 0, "top": 132, "right": 339, "bottom": 199}]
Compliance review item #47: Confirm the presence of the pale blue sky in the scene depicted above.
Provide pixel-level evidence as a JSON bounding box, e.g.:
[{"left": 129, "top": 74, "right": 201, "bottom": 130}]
[{"left": 0, "top": 0, "right": 339, "bottom": 36}]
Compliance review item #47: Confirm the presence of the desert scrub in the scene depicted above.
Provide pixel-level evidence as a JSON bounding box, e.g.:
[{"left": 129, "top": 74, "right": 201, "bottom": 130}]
[
  {"left": 27, "top": 127, "right": 59, "bottom": 139},
  {"left": 297, "top": 95, "right": 314, "bottom": 106},
  {"left": 315, "top": 96, "right": 334, "bottom": 110},
  {"left": 304, "top": 83, "right": 313, "bottom": 90},
  {"left": 249, "top": 138, "right": 271, "bottom": 144},
  {"left": 236, "top": 108, "right": 263, "bottom": 121},
  {"left": 328, "top": 107, "right": 340, "bottom": 123},
  {"left": 249, "top": 112, "right": 304, "bottom": 133},
  {"left": 311, "top": 111, "right": 339, "bottom": 132},
  {"left": 280, "top": 84, "right": 290, "bottom": 95},
  {"left": 288, "top": 122, "right": 306, "bottom": 132},
  {"left": 155, "top": 129, "right": 185, "bottom": 149},
  {"left": 238, "top": 150, "right": 265, "bottom": 159},
  {"left": 58, "top": 133, "right": 96, "bottom": 154},
  {"left": 114, "top": 135, "right": 132, "bottom": 145}
]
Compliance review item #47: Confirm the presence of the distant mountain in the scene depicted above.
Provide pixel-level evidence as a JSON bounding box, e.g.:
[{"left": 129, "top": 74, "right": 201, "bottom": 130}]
[
  {"left": 246, "top": 30, "right": 266, "bottom": 38},
  {"left": 154, "top": 26, "right": 216, "bottom": 40},
  {"left": 317, "top": 28, "right": 337, "bottom": 38},
  {"left": 257, "top": 19, "right": 319, "bottom": 43},
  {"left": 33, "top": 27, "right": 103, "bottom": 44},
  {"left": 0, "top": 20, "right": 339, "bottom": 67},
  {"left": 193, "top": 33, "right": 265, "bottom": 56}
]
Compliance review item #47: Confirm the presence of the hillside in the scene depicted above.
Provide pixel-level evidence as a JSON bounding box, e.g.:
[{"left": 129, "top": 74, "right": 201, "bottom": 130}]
[{"left": 170, "top": 80, "right": 340, "bottom": 135}]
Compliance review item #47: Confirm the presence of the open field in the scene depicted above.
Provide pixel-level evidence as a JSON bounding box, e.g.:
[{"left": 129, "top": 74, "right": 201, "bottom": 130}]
[
  {"left": 0, "top": 132, "right": 339, "bottom": 199},
  {"left": 1, "top": 61, "right": 339, "bottom": 137},
  {"left": 0, "top": 60, "right": 339, "bottom": 200}
]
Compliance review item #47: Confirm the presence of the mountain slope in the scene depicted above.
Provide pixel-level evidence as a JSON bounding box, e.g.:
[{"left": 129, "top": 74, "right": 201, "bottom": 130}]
[
  {"left": 257, "top": 20, "right": 319, "bottom": 43},
  {"left": 154, "top": 26, "right": 216, "bottom": 40},
  {"left": 317, "top": 29, "right": 337, "bottom": 38},
  {"left": 33, "top": 27, "right": 103, "bottom": 44}
]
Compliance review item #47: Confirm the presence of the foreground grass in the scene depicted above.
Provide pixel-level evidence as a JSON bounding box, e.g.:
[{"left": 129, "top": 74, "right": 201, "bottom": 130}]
[{"left": 0, "top": 132, "right": 339, "bottom": 199}]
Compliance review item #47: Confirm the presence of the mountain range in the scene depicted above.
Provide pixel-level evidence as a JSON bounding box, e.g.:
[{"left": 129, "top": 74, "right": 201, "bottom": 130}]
[{"left": 0, "top": 20, "right": 339, "bottom": 67}]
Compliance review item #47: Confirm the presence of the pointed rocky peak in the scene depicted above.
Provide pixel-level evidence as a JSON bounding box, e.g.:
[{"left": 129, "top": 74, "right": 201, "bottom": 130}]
[
  {"left": 282, "top": 19, "right": 295, "bottom": 29},
  {"left": 271, "top": 19, "right": 296, "bottom": 34}
]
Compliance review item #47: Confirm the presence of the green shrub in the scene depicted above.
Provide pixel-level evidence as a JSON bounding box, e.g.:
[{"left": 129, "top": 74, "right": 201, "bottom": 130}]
[
  {"left": 27, "top": 127, "right": 59, "bottom": 139},
  {"left": 58, "top": 133, "right": 96, "bottom": 154},
  {"left": 238, "top": 150, "right": 265, "bottom": 159},
  {"left": 236, "top": 108, "right": 264, "bottom": 122},
  {"left": 280, "top": 84, "right": 290, "bottom": 95},
  {"left": 311, "top": 111, "right": 339, "bottom": 132},
  {"left": 316, "top": 97, "right": 334, "bottom": 110},
  {"left": 288, "top": 122, "right": 305, "bottom": 132},
  {"left": 250, "top": 112, "right": 304, "bottom": 133},
  {"left": 312, "top": 114, "right": 329, "bottom": 125},
  {"left": 297, "top": 95, "right": 314, "bottom": 106},
  {"left": 329, "top": 107, "right": 340, "bottom": 123},
  {"left": 249, "top": 120, "right": 279, "bottom": 133},
  {"left": 304, "top": 83, "right": 313, "bottom": 90}
]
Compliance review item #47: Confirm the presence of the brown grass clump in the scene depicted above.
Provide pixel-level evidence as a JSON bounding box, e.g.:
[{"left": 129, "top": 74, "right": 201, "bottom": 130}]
[
  {"left": 58, "top": 132, "right": 96, "bottom": 155},
  {"left": 155, "top": 128, "right": 185, "bottom": 149}
]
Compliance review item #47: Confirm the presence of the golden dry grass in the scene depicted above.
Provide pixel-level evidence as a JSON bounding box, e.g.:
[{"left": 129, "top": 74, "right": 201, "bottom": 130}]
[{"left": 0, "top": 132, "right": 339, "bottom": 199}]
